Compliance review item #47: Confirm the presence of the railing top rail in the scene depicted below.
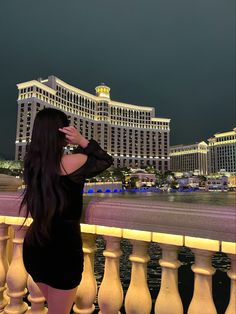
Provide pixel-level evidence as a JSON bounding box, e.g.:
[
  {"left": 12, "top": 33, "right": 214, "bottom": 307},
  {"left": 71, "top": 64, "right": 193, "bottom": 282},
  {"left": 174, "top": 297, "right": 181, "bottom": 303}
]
[
  {"left": 0, "top": 192, "right": 235, "bottom": 243},
  {"left": 85, "top": 197, "right": 236, "bottom": 243}
]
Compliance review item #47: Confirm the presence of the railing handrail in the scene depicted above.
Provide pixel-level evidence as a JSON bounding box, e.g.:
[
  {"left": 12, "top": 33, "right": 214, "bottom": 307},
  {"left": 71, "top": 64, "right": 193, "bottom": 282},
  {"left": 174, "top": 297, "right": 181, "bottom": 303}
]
[
  {"left": 0, "top": 191, "right": 235, "bottom": 245},
  {"left": 85, "top": 196, "right": 236, "bottom": 242}
]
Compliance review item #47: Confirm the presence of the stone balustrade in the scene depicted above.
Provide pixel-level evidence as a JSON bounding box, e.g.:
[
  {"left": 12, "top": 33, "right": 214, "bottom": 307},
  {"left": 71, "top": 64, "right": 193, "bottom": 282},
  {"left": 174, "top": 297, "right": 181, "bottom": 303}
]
[{"left": 0, "top": 191, "right": 235, "bottom": 314}]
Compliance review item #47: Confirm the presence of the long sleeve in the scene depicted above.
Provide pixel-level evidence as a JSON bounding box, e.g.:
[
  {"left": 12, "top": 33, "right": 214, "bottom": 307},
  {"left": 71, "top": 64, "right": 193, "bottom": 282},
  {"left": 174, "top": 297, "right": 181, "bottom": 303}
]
[{"left": 69, "top": 139, "right": 114, "bottom": 181}]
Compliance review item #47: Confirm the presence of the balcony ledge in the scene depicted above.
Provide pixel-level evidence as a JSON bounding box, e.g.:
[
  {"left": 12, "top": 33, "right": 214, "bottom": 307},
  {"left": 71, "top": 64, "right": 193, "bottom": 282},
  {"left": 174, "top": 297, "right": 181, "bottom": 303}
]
[{"left": 0, "top": 191, "right": 235, "bottom": 245}]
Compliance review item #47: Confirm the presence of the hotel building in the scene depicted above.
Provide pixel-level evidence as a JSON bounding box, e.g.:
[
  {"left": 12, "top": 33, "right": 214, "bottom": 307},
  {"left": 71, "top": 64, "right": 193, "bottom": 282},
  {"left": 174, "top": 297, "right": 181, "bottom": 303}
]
[
  {"left": 170, "top": 141, "right": 208, "bottom": 175},
  {"left": 15, "top": 75, "right": 170, "bottom": 171},
  {"left": 208, "top": 128, "right": 236, "bottom": 174}
]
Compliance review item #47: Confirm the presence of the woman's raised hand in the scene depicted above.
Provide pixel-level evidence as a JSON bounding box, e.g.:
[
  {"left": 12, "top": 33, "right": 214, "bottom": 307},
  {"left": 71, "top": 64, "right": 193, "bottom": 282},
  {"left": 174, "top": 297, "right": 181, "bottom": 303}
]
[{"left": 59, "top": 126, "right": 89, "bottom": 147}]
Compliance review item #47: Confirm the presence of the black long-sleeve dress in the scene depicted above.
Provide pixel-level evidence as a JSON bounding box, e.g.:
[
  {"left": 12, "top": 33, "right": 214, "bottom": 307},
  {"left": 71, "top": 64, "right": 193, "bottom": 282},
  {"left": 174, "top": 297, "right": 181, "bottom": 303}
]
[{"left": 23, "top": 139, "right": 113, "bottom": 290}]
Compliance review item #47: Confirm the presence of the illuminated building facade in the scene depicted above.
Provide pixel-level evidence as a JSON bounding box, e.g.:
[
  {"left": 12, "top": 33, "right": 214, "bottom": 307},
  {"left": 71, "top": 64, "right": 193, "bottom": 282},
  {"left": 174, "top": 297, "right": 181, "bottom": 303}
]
[
  {"left": 208, "top": 128, "right": 236, "bottom": 174},
  {"left": 170, "top": 141, "right": 208, "bottom": 175},
  {"left": 15, "top": 75, "right": 170, "bottom": 171}
]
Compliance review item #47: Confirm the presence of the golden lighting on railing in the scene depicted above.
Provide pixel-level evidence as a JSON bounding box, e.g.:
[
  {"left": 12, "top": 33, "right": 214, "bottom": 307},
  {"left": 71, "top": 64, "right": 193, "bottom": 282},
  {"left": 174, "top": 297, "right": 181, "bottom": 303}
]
[{"left": 1, "top": 215, "right": 234, "bottom": 255}]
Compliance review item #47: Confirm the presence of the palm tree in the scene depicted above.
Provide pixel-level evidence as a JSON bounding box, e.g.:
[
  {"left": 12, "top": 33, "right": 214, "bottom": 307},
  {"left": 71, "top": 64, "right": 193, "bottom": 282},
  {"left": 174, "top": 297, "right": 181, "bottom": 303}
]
[
  {"left": 129, "top": 176, "right": 139, "bottom": 188},
  {"left": 0, "top": 159, "right": 23, "bottom": 178}
]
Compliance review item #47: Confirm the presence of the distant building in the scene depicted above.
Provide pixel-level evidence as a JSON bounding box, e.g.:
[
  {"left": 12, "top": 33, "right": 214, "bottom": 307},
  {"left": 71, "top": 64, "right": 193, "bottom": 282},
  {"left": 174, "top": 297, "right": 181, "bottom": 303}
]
[
  {"left": 176, "top": 176, "right": 200, "bottom": 189},
  {"left": 170, "top": 141, "right": 208, "bottom": 175},
  {"left": 208, "top": 128, "right": 236, "bottom": 174},
  {"left": 228, "top": 176, "right": 236, "bottom": 190},
  {"left": 15, "top": 75, "right": 170, "bottom": 171},
  {"left": 128, "top": 170, "right": 156, "bottom": 187},
  {"left": 205, "top": 176, "right": 228, "bottom": 191}
]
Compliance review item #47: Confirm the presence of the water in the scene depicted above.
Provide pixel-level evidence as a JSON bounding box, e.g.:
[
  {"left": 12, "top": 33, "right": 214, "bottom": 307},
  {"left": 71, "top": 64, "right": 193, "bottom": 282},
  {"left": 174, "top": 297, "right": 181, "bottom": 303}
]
[{"left": 86, "top": 191, "right": 235, "bottom": 314}]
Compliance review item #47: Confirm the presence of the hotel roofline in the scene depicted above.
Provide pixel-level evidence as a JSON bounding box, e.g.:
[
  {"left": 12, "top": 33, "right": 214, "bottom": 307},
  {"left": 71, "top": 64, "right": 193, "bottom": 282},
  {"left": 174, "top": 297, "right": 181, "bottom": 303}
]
[
  {"left": 170, "top": 141, "right": 208, "bottom": 149},
  {"left": 208, "top": 128, "right": 236, "bottom": 140},
  {"left": 17, "top": 76, "right": 167, "bottom": 115}
]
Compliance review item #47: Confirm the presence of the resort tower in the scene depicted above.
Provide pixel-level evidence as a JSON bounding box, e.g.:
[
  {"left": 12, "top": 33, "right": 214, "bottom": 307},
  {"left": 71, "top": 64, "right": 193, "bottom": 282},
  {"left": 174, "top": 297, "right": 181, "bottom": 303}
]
[{"left": 15, "top": 75, "right": 170, "bottom": 172}]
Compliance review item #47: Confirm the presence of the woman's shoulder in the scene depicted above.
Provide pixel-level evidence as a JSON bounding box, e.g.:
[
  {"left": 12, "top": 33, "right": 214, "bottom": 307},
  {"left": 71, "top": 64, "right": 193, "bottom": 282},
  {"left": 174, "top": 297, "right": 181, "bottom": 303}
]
[{"left": 60, "top": 153, "right": 88, "bottom": 176}]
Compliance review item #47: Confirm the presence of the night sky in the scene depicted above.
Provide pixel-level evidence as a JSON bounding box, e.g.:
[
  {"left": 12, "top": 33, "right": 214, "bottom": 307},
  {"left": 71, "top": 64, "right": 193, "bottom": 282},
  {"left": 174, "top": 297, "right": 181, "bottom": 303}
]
[{"left": 0, "top": 0, "right": 235, "bottom": 159}]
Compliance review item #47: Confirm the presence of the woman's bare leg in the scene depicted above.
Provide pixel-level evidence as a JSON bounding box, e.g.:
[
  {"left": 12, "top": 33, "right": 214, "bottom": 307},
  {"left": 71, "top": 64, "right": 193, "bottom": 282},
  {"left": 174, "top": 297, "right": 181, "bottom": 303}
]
[
  {"left": 36, "top": 282, "right": 77, "bottom": 314},
  {"left": 36, "top": 282, "right": 48, "bottom": 300},
  {"left": 47, "top": 285, "right": 77, "bottom": 314}
]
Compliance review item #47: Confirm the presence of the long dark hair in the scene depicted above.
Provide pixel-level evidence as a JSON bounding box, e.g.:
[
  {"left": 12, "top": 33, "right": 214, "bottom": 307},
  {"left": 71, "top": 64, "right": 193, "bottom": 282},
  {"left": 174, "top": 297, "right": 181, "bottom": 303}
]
[{"left": 20, "top": 108, "right": 69, "bottom": 245}]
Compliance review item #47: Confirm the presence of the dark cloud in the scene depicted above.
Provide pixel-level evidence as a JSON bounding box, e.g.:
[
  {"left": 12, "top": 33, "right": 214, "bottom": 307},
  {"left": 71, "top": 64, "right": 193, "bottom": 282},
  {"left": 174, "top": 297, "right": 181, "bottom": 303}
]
[{"left": 0, "top": 0, "right": 235, "bottom": 159}]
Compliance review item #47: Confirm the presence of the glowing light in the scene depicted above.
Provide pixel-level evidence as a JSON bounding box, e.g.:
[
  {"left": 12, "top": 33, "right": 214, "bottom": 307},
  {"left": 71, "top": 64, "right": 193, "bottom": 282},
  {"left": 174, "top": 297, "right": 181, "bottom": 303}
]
[
  {"left": 170, "top": 150, "right": 208, "bottom": 156},
  {"left": 17, "top": 80, "right": 56, "bottom": 95},
  {"left": 221, "top": 241, "right": 236, "bottom": 254},
  {"left": 152, "top": 117, "right": 171, "bottom": 122},
  {"left": 209, "top": 140, "right": 236, "bottom": 146},
  {"left": 185, "top": 236, "right": 219, "bottom": 251},
  {"left": 214, "top": 130, "right": 236, "bottom": 138},
  {"left": 123, "top": 228, "right": 152, "bottom": 242},
  {"left": 152, "top": 232, "right": 183, "bottom": 246}
]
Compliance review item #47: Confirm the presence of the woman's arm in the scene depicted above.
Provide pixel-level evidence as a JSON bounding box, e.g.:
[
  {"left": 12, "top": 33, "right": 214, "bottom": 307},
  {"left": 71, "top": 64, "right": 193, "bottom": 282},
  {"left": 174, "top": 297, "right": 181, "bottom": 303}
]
[
  {"left": 59, "top": 126, "right": 114, "bottom": 179},
  {"left": 59, "top": 126, "right": 89, "bottom": 148}
]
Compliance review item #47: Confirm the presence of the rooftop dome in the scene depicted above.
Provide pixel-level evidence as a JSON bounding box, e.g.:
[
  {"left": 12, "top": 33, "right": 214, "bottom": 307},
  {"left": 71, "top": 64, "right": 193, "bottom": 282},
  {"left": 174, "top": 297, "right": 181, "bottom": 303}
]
[{"left": 95, "top": 83, "right": 111, "bottom": 99}]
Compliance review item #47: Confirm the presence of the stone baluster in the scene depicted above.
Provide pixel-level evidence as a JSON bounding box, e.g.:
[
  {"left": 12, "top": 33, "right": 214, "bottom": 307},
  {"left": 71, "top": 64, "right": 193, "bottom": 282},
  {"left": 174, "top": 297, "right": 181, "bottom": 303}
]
[
  {"left": 125, "top": 240, "right": 152, "bottom": 314},
  {"left": 155, "top": 244, "right": 183, "bottom": 314},
  {"left": 98, "top": 236, "right": 123, "bottom": 314},
  {"left": 187, "top": 249, "right": 217, "bottom": 314},
  {"left": 225, "top": 254, "right": 236, "bottom": 314},
  {"left": 0, "top": 223, "right": 9, "bottom": 311},
  {"left": 7, "top": 226, "right": 14, "bottom": 265},
  {"left": 4, "top": 225, "right": 28, "bottom": 314},
  {"left": 27, "top": 275, "right": 47, "bottom": 314},
  {"left": 73, "top": 233, "right": 97, "bottom": 314}
]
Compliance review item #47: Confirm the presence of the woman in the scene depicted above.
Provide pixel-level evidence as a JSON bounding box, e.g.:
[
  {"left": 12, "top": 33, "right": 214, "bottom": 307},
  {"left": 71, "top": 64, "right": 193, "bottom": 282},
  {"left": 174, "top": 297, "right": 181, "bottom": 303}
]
[{"left": 20, "top": 108, "right": 113, "bottom": 314}]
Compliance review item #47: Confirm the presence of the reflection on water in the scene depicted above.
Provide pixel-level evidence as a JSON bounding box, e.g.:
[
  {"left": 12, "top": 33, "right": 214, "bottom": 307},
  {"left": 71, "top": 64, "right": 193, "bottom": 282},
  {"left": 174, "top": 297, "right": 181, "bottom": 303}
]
[{"left": 90, "top": 192, "right": 234, "bottom": 314}]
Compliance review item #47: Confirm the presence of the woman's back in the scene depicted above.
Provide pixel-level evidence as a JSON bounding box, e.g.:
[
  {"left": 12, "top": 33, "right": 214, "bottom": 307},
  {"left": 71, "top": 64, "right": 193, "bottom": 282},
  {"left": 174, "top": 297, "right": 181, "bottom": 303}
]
[{"left": 21, "top": 108, "right": 113, "bottom": 313}]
